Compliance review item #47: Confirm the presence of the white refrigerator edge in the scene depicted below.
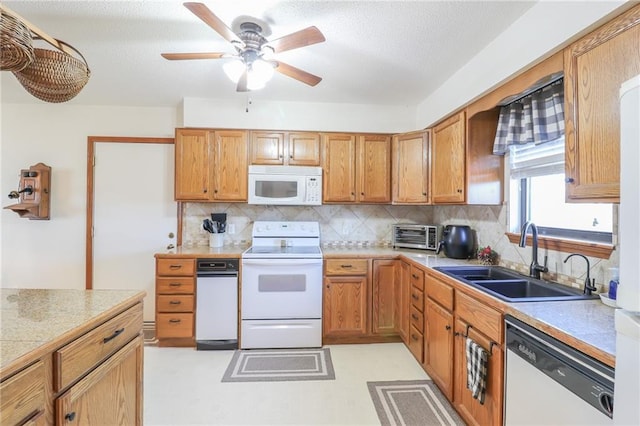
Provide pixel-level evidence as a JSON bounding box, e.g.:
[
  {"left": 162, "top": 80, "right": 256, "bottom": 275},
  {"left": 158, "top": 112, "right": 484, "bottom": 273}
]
[{"left": 614, "top": 74, "right": 640, "bottom": 426}]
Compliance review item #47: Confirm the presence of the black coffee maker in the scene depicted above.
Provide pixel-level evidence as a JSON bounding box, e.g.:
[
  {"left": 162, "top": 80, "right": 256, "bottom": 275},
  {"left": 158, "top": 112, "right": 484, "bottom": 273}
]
[{"left": 436, "top": 225, "right": 475, "bottom": 259}]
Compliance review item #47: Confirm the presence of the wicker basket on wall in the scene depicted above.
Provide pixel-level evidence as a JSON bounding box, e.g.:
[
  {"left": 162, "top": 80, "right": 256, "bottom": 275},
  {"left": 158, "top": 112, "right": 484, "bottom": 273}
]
[
  {"left": 1, "top": 10, "right": 35, "bottom": 72},
  {"left": 12, "top": 37, "right": 91, "bottom": 103}
]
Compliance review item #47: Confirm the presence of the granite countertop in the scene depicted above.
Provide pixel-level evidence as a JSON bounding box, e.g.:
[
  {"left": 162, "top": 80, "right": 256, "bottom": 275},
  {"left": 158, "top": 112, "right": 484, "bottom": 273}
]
[
  {"left": 156, "top": 245, "right": 617, "bottom": 367},
  {"left": 0, "top": 288, "right": 145, "bottom": 377}
]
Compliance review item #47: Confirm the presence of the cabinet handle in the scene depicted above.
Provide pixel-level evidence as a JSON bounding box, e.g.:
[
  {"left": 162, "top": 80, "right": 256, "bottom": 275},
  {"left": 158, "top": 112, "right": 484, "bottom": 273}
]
[
  {"left": 411, "top": 274, "right": 419, "bottom": 279},
  {"left": 565, "top": 177, "right": 575, "bottom": 183},
  {"left": 445, "top": 325, "right": 451, "bottom": 331},
  {"left": 103, "top": 328, "right": 125, "bottom": 343},
  {"left": 203, "top": 188, "right": 207, "bottom": 193},
  {"left": 412, "top": 294, "right": 419, "bottom": 300},
  {"left": 411, "top": 314, "right": 419, "bottom": 320},
  {"left": 457, "top": 189, "right": 463, "bottom": 193},
  {"left": 169, "top": 300, "right": 182, "bottom": 305},
  {"left": 169, "top": 319, "right": 181, "bottom": 323},
  {"left": 169, "top": 282, "right": 182, "bottom": 287},
  {"left": 169, "top": 265, "right": 182, "bottom": 270},
  {"left": 422, "top": 192, "right": 427, "bottom": 196},
  {"left": 341, "top": 264, "right": 353, "bottom": 268},
  {"left": 65, "top": 412, "right": 76, "bottom": 422}
]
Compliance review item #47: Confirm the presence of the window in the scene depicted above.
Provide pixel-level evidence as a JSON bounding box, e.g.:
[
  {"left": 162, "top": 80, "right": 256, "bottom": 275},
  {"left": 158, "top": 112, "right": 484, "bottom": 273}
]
[{"left": 508, "top": 137, "right": 613, "bottom": 243}]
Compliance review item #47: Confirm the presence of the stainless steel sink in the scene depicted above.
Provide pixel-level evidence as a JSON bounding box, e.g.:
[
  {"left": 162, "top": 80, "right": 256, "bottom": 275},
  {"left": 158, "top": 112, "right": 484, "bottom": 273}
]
[{"left": 434, "top": 266, "right": 597, "bottom": 302}]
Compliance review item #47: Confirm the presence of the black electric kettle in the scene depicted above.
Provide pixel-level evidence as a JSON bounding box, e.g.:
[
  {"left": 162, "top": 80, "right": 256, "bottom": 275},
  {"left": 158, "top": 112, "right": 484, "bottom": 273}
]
[{"left": 436, "top": 225, "right": 475, "bottom": 259}]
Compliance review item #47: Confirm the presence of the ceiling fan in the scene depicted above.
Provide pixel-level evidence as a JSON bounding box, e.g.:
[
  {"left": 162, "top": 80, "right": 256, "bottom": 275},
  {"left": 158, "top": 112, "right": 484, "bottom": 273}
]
[{"left": 161, "top": 2, "right": 325, "bottom": 92}]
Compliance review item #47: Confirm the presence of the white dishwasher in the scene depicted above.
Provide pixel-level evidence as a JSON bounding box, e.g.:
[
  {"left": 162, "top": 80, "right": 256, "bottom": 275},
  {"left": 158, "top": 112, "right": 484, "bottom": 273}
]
[
  {"left": 195, "top": 258, "right": 238, "bottom": 350},
  {"left": 504, "top": 316, "right": 614, "bottom": 425}
]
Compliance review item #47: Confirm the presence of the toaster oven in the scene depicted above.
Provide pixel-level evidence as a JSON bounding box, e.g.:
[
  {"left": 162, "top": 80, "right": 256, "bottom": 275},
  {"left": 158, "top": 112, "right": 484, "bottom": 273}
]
[{"left": 392, "top": 224, "right": 440, "bottom": 251}]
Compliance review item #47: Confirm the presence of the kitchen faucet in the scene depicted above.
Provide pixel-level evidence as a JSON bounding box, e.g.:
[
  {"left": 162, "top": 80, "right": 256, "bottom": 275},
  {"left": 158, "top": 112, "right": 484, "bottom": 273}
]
[
  {"left": 563, "top": 253, "right": 597, "bottom": 295},
  {"left": 519, "top": 221, "right": 548, "bottom": 279}
]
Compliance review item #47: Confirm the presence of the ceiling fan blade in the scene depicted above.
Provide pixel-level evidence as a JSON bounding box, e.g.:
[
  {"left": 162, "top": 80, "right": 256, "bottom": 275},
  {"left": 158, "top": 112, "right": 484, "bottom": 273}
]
[
  {"left": 266, "top": 26, "right": 325, "bottom": 54},
  {"left": 183, "top": 2, "right": 244, "bottom": 47},
  {"left": 161, "top": 52, "right": 227, "bottom": 60},
  {"left": 274, "top": 61, "right": 322, "bottom": 86},
  {"left": 236, "top": 70, "right": 249, "bottom": 92}
]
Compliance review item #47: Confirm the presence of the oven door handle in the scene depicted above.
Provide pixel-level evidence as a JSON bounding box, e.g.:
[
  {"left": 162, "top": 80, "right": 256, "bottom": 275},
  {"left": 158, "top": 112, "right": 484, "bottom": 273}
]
[{"left": 242, "top": 258, "right": 323, "bottom": 266}]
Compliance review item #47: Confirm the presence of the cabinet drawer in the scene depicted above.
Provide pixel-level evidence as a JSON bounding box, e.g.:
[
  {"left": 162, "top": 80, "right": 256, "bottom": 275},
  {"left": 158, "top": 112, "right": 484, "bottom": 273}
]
[
  {"left": 0, "top": 361, "right": 44, "bottom": 426},
  {"left": 455, "top": 291, "right": 503, "bottom": 343},
  {"left": 410, "top": 305, "right": 424, "bottom": 333},
  {"left": 427, "top": 275, "right": 454, "bottom": 311},
  {"left": 410, "top": 286, "right": 424, "bottom": 312},
  {"left": 156, "top": 277, "right": 195, "bottom": 294},
  {"left": 157, "top": 258, "right": 195, "bottom": 276},
  {"left": 407, "top": 325, "right": 423, "bottom": 363},
  {"left": 410, "top": 266, "right": 425, "bottom": 291},
  {"left": 325, "top": 259, "right": 368, "bottom": 275},
  {"left": 157, "top": 295, "right": 194, "bottom": 312},
  {"left": 54, "top": 303, "right": 143, "bottom": 392},
  {"left": 156, "top": 313, "right": 194, "bottom": 338}
]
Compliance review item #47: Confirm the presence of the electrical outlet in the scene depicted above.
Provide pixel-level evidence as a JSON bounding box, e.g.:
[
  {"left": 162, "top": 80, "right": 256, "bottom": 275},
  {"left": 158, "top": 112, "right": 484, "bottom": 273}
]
[{"left": 228, "top": 224, "right": 236, "bottom": 234}]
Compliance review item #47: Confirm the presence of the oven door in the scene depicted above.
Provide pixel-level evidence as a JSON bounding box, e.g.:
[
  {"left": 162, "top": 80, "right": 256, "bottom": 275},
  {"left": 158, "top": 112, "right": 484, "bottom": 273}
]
[{"left": 241, "top": 258, "right": 322, "bottom": 319}]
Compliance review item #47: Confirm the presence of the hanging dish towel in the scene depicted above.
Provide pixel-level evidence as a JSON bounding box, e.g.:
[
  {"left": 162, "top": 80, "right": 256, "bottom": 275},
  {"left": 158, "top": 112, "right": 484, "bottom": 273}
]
[{"left": 466, "top": 337, "right": 489, "bottom": 404}]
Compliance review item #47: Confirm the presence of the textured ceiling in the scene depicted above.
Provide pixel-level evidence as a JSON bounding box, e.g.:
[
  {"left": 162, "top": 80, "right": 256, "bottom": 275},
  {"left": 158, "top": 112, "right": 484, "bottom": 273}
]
[{"left": 0, "top": 1, "right": 536, "bottom": 107}]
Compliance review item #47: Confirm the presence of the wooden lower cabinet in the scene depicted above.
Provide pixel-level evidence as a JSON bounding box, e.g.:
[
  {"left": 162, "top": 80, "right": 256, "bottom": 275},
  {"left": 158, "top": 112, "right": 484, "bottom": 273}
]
[
  {"left": 56, "top": 335, "right": 143, "bottom": 425},
  {"left": 323, "top": 275, "right": 368, "bottom": 340},
  {"left": 155, "top": 256, "right": 196, "bottom": 346},
  {"left": 372, "top": 259, "right": 399, "bottom": 335},
  {"left": 0, "top": 361, "right": 45, "bottom": 426},
  {"left": 424, "top": 298, "right": 454, "bottom": 400}
]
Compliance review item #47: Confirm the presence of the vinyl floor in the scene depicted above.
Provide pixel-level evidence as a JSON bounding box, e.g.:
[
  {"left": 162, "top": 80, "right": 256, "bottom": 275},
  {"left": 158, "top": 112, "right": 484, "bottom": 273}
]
[{"left": 144, "top": 343, "right": 430, "bottom": 425}]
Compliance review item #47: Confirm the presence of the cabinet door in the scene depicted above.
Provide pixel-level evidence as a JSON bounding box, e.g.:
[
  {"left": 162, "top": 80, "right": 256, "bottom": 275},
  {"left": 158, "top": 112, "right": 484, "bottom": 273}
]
[
  {"left": 250, "top": 131, "right": 285, "bottom": 165},
  {"left": 392, "top": 131, "right": 430, "bottom": 204},
  {"left": 358, "top": 135, "right": 391, "bottom": 203},
  {"left": 453, "top": 318, "right": 503, "bottom": 426},
  {"left": 174, "top": 129, "right": 212, "bottom": 200},
  {"left": 432, "top": 111, "right": 466, "bottom": 204},
  {"left": 424, "top": 298, "right": 454, "bottom": 400},
  {"left": 564, "top": 6, "right": 640, "bottom": 202},
  {"left": 372, "top": 259, "right": 398, "bottom": 335},
  {"left": 288, "top": 132, "right": 320, "bottom": 166},
  {"left": 322, "top": 133, "right": 357, "bottom": 202},
  {"left": 212, "top": 130, "right": 248, "bottom": 201},
  {"left": 57, "top": 336, "right": 143, "bottom": 426},
  {"left": 396, "top": 261, "right": 411, "bottom": 343},
  {"left": 323, "top": 276, "right": 368, "bottom": 338}
]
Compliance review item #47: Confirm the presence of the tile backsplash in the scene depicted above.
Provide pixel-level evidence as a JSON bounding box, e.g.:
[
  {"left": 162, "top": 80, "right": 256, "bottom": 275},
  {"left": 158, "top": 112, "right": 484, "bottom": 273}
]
[{"left": 183, "top": 202, "right": 618, "bottom": 291}]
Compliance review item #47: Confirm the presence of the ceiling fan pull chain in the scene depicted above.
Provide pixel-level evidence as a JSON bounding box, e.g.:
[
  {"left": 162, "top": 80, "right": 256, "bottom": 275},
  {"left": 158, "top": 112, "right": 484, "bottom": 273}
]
[{"left": 246, "top": 96, "right": 252, "bottom": 113}]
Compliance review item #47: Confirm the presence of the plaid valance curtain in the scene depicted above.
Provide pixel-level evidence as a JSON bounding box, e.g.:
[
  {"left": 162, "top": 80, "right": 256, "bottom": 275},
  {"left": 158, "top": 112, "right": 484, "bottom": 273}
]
[{"left": 493, "top": 79, "right": 564, "bottom": 155}]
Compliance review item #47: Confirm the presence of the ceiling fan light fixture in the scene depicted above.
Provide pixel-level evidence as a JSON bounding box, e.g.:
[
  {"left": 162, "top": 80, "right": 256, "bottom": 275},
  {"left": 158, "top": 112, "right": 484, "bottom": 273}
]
[{"left": 223, "top": 59, "right": 245, "bottom": 82}]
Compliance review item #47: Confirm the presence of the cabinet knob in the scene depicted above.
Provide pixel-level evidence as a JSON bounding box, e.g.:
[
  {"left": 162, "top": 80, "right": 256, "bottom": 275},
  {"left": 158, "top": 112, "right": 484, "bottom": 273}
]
[
  {"left": 411, "top": 294, "right": 419, "bottom": 300},
  {"left": 289, "top": 155, "right": 293, "bottom": 159},
  {"left": 411, "top": 314, "right": 419, "bottom": 320},
  {"left": 445, "top": 325, "right": 451, "bottom": 331},
  {"left": 203, "top": 188, "right": 207, "bottom": 193},
  {"left": 279, "top": 155, "right": 283, "bottom": 159},
  {"left": 65, "top": 412, "right": 76, "bottom": 422},
  {"left": 566, "top": 177, "right": 575, "bottom": 183},
  {"left": 214, "top": 189, "right": 218, "bottom": 193},
  {"left": 422, "top": 192, "right": 427, "bottom": 196},
  {"left": 457, "top": 189, "right": 463, "bottom": 193},
  {"left": 361, "top": 192, "right": 364, "bottom": 196}
]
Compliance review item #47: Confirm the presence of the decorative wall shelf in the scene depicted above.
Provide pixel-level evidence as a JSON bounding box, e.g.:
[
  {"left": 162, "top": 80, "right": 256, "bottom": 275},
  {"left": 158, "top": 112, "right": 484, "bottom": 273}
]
[{"left": 4, "top": 162, "right": 51, "bottom": 220}]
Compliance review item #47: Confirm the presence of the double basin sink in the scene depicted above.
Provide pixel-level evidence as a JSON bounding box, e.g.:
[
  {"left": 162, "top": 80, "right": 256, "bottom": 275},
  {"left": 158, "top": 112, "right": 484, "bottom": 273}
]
[{"left": 434, "top": 265, "right": 597, "bottom": 303}]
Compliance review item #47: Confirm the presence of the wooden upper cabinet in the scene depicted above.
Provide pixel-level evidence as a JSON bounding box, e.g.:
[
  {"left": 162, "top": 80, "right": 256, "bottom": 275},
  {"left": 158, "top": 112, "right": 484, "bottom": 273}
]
[
  {"left": 392, "top": 130, "right": 430, "bottom": 204},
  {"left": 322, "top": 133, "right": 357, "bottom": 202},
  {"left": 212, "top": 130, "right": 248, "bottom": 201},
  {"left": 250, "top": 131, "right": 320, "bottom": 166},
  {"left": 288, "top": 132, "right": 321, "bottom": 166},
  {"left": 431, "top": 111, "right": 466, "bottom": 204},
  {"left": 358, "top": 134, "right": 391, "bottom": 203},
  {"left": 175, "top": 128, "right": 213, "bottom": 201},
  {"left": 564, "top": 5, "right": 640, "bottom": 202}
]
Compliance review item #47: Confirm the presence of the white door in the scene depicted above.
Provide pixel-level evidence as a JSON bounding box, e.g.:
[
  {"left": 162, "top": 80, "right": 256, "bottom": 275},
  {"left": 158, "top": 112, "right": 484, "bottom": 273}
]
[{"left": 93, "top": 142, "right": 176, "bottom": 322}]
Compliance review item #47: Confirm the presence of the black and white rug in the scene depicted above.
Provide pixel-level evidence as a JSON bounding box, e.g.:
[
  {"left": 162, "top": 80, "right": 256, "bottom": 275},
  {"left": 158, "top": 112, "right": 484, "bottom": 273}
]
[
  {"left": 221, "top": 348, "right": 335, "bottom": 382},
  {"left": 368, "top": 380, "right": 465, "bottom": 426}
]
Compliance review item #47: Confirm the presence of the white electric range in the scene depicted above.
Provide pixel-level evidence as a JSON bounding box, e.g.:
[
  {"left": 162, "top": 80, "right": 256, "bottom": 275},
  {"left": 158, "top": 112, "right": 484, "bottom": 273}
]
[{"left": 241, "top": 221, "right": 323, "bottom": 349}]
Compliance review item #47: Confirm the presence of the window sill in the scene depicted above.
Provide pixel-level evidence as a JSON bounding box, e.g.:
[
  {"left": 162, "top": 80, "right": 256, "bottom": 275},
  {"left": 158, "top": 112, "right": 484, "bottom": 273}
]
[{"left": 505, "top": 233, "right": 614, "bottom": 259}]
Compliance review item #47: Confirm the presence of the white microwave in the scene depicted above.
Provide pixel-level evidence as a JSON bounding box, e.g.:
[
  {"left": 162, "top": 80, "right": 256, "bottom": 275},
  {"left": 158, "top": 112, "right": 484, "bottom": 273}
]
[{"left": 248, "top": 165, "right": 322, "bottom": 205}]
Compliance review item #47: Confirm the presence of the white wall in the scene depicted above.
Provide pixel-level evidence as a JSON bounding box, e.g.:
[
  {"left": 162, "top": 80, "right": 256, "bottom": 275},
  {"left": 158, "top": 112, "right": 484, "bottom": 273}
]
[
  {"left": 416, "top": 1, "right": 628, "bottom": 128},
  {"left": 1, "top": 104, "right": 177, "bottom": 289},
  {"left": 183, "top": 97, "right": 416, "bottom": 133}
]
